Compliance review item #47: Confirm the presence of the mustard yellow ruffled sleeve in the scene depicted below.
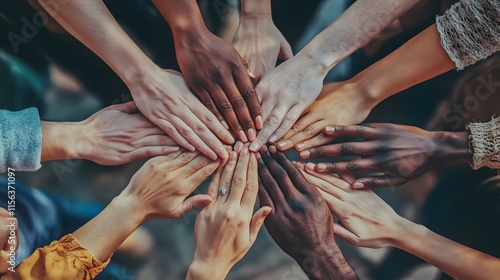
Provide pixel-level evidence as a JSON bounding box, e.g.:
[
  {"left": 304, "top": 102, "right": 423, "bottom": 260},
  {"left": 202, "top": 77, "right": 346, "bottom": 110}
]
[{"left": 3, "top": 234, "right": 110, "bottom": 280}]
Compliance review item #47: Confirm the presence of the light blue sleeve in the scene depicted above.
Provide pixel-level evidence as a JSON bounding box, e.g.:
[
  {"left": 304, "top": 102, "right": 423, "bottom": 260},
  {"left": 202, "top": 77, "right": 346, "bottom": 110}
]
[{"left": 0, "top": 108, "right": 42, "bottom": 173}]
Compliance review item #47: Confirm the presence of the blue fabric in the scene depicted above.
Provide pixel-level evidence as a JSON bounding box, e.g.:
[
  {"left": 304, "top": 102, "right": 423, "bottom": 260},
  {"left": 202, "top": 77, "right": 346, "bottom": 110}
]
[{"left": 0, "top": 108, "right": 42, "bottom": 173}]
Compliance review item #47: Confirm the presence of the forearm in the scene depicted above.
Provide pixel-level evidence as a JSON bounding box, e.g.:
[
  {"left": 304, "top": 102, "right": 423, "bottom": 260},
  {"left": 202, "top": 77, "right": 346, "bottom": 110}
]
[
  {"left": 73, "top": 193, "right": 144, "bottom": 262},
  {"left": 350, "top": 24, "right": 455, "bottom": 108},
  {"left": 394, "top": 221, "right": 500, "bottom": 280},
  {"left": 241, "top": 0, "right": 272, "bottom": 19},
  {"left": 152, "top": 0, "right": 206, "bottom": 36},
  {"left": 297, "top": 243, "right": 357, "bottom": 280},
  {"left": 37, "top": 0, "right": 157, "bottom": 86},
  {"left": 298, "top": 0, "right": 421, "bottom": 72}
]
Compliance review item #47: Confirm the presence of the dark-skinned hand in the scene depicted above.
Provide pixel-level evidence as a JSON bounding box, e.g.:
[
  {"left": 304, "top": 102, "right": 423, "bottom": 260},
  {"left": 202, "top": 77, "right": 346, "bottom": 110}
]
[
  {"left": 257, "top": 146, "right": 357, "bottom": 280},
  {"left": 299, "top": 123, "right": 470, "bottom": 189}
]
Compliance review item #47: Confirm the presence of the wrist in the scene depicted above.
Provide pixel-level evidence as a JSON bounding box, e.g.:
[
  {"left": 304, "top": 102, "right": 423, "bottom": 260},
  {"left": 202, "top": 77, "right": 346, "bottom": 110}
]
[
  {"left": 390, "top": 219, "right": 427, "bottom": 251},
  {"left": 113, "top": 192, "right": 147, "bottom": 225},
  {"left": 241, "top": 0, "right": 272, "bottom": 19},
  {"left": 41, "top": 121, "right": 80, "bottom": 162},
  {"left": 187, "top": 258, "right": 231, "bottom": 280},
  {"left": 431, "top": 131, "right": 471, "bottom": 167},
  {"left": 290, "top": 51, "right": 330, "bottom": 80}
]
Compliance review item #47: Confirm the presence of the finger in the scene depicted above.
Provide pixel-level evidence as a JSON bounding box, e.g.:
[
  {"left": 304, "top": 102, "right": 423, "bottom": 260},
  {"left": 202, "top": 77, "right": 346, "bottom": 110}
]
[
  {"left": 217, "top": 151, "right": 238, "bottom": 204},
  {"left": 122, "top": 146, "right": 180, "bottom": 163},
  {"left": 170, "top": 115, "right": 218, "bottom": 160},
  {"left": 278, "top": 120, "right": 324, "bottom": 151},
  {"left": 155, "top": 119, "right": 196, "bottom": 152},
  {"left": 179, "top": 153, "right": 216, "bottom": 179},
  {"left": 334, "top": 224, "right": 359, "bottom": 246},
  {"left": 220, "top": 78, "right": 256, "bottom": 141},
  {"left": 207, "top": 166, "right": 224, "bottom": 200},
  {"left": 228, "top": 148, "right": 250, "bottom": 203},
  {"left": 174, "top": 194, "right": 213, "bottom": 218},
  {"left": 258, "top": 181, "right": 274, "bottom": 210},
  {"left": 278, "top": 37, "right": 293, "bottom": 61},
  {"left": 304, "top": 168, "right": 351, "bottom": 192},
  {"left": 300, "top": 142, "right": 378, "bottom": 159},
  {"left": 352, "top": 176, "right": 406, "bottom": 189},
  {"left": 268, "top": 146, "right": 315, "bottom": 195},
  {"left": 194, "top": 88, "right": 229, "bottom": 130},
  {"left": 208, "top": 84, "right": 248, "bottom": 142},
  {"left": 269, "top": 105, "right": 305, "bottom": 144},
  {"left": 249, "top": 206, "right": 272, "bottom": 243},
  {"left": 323, "top": 125, "right": 378, "bottom": 140},
  {"left": 241, "top": 153, "right": 259, "bottom": 208},
  {"left": 185, "top": 159, "right": 221, "bottom": 191},
  {"left": 109, "top": 101, "right": 139, "bottom": 114},
  {"left": 168, "top": 150, "right": 201, "bottom": 170},
  {"left": 234, "top": 141, "right": 244, "bottom": 153},
  {"left": 256, "top": 152, "right": 286, "bottom": 206},
  {"left": 260, "top": 147, "right": 297, "bottom": 199},
  {"left": 315, "top": 159, "right": 378, "bottom": 174},
  {"left": 294, "top": 129, "right": 334, "bottom": 152},
  {"left": 133, "top": 135, "right": 177, "bottom": 148},
  {"left": 192, "top": 102, "right": 235, "bottom": 146},
  {"left": 234, "top": 65, "right": 262, "bottom": 130},
  {"left": 249, "top": 108, "right": 287, "bottom": 152}
]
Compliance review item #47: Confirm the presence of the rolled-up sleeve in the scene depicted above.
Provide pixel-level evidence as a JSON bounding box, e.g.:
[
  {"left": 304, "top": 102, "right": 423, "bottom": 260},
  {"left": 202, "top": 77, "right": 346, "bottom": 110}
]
[
  {"left": 0, "top": 108, "right": 42, "bottom": 173},
  {"left": 436, "top": 0, "right": 500, "bottom": 70},
  {"left": 3, "top": 234, "right": 110, "bottom": 280}
]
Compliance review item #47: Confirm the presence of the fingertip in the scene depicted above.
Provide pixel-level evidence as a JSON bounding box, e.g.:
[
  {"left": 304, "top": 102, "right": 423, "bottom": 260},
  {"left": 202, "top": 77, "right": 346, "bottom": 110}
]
[
  {"left": 305, "top": 162, "right": 316, "bottom": 172},
  {"left": 248, "top": 128, "right": 256, "bottom": 142},
  {"left": 240, "top": 147, "right": 249, "bottom": 156},
  {"left": 316, "top": 163, "right": 327, "bottom": 172},
  {"left": 249, "top": 141, "right": 260, "bottom": 152},
  {"left": 255, "top": 116, "right": 263, "bottom": 130},
  {"left": 268, "top": 145, "right": 278, "bottom": 154},
  {"left": 276, "top": 141, "right": 289, "bottom": 151},
  {"left": 324, "top": 126, "right": 335, "bottom": 134},
  {"left": 353, "top": 182, "right": 365, "bottom": 189},
  {"left": 238, "top": 130, "right": 248, "bottom": 143}
]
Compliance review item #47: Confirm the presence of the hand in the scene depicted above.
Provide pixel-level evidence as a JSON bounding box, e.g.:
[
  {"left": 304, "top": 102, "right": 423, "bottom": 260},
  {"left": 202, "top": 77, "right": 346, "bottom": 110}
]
[
  {"left": 276, "top": 82, "right": 373, "bottom": 151},
  {"left": 249, "top": 52, "right": 328, "bottom": 152},
  {"left": 77, "top": 102, "right": 179, "bottom": 165},
  {"left": 119, "top": 150, "right": 220, "bottom": 220},
  {"left": 296, "top": 123, "right": 470, "bottom": 188},
  {"left": 233, "top": 16, "right": 293, "bottom": 82},
  {"left": 188, "top": 149, "right": 271, "bottom": 280},
  {"left": 175, "top": 27, "right": 262, "bottom": 142},
  {"left": 257, "top": 146, "right": 356, "bottom": 280},
  {"left": 297, "top": 165, "right": 409, "bottom": 248},
  {"left": 130, "top": 69, "right": 235, "bottom": 160}
]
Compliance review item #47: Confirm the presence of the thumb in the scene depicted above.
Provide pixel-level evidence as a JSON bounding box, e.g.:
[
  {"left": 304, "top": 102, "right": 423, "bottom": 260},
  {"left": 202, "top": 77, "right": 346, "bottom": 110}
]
[
  {"left": 334, "top": 224, "right": 359, "bottom": 246},
  {"left": 175, "top": 195, "right": 213, "bottom": 217},
  {"left": 279, "top": 38, "right": 293, "bottom": 61},
  {"left": 111, "top": 101, "right": 139, "bottom": 114},
  {"left": 249, "top": 206, "right": 272, "bottom": 243}
]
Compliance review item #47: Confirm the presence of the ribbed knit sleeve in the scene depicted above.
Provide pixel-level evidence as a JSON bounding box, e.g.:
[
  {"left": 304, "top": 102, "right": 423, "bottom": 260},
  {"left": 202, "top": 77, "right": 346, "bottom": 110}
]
[
  {"left": 436, "top": 0, "right": 500, "bottom": 70},
  {"left": 0, "top": 108, "right": 42, "bottom": 173}
]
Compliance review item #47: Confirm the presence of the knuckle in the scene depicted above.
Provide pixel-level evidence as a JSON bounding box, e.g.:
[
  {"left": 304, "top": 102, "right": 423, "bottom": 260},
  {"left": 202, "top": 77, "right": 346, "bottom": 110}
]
[
  {"left": 303, "top": 125, "right": 316, "bottom": 136},
  {"left": 265, "top": 115, "right": 281, "bottom": 128},
  {"left": 193, "top": 124, "right": 206, "bottom": 133},
  {"left": 179, "top": 127, "right": 192, "bottom": 137},
  {"left": 310, "top": 147, "right": 323, "bottom": 157},
  {"left": 201, "top": 98, "right": 214, "bottom": 108},
  {"left": 179, "top": 153, "right": 192, "bottom": 165},
  {"left": 292, "top": 122, "right": 302, "bottom": 132},
  {"left": 219, "top": 101, "right": 233, "bottom": 112},
  {"left": 340, "top": 143, "right": 354, "bottom": 154},
  {"left": 346, "top": 161, "right": 358, "bottom": 171},
  {"left": 369, "top": 179, "right": 380, "bottom": 188},
  {"left": 355, "top": 126, "right": 367, "bottom": 134},
  {"left": 233, "top": 97, "right": 246, "bottom": 108},
  {"left": 243, "top": 87, "right": 256, "bottom": 100},
  {"left": 246, "top": 182, "right": 257, "bottom": 192},
  {"left": 202, "top": 114, "right": 214, "bottom": 124},
  {"left": 196, "top": 156, "right": 211, "bottom": 168},
  {"left": 233, "top": 175, "right": 245, "bottom": 185}
]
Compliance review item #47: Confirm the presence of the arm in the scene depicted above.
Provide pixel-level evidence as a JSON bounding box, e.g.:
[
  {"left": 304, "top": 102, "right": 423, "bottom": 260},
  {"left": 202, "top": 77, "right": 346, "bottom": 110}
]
[
  {"left": 299, "top": 169, "right": 500, "bottom": 280},
  {"left": 279, "top": 23, "right": 455, "bottom": 150},
  {"left": 37, "top": 0, "right": 234, "bottom": 160},
  {"left": 152, "top": 0, "right": 262, "bottom": 142},
  {"left": 257, "top": 146, "right": 357, "bottom": 279},
  {"left": 249, "top": 0, "right": 423, "bottom": 151},
  {"left": 232, "top": 0, "right": 293, "bottom": 81},
  {"left": 5, "top": 150, "right": 219, "bottom": 279}
]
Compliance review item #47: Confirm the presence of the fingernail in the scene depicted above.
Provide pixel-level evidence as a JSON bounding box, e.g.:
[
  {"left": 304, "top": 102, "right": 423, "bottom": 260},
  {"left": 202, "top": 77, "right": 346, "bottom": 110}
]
[
  {"left": 248, "top": 128, "right": 256, "bottom": 141},
  {"left": 222, "top": 121, "right": 230, "bottom": 130},
  {"left": 353, "top": 182, "right": 365, "bottom": 189},
  {"left": 300, "top": 151, "right": 310, "bottom": 158},
  {"left": 256, "top": 116, "right": 263, "bottom": 130},
  {"left": 297, "top": 162, "right": 305, "bottom": 169},
  {"left": 305, "top": 162, "right": 315, "bottom": 171},
  {"left": 187, "top": 145, "right": 196, "bottom": 152},
  {"left": 229, "top": 151, "right": 236, "bottom": 160},
  {"left": 238, "top": 130, "right": 248, "bottom": 143},
  {"left": 268, "top": 146, "right": 277, "bottom": 154},
  {"left": 241, "top": 147, "right": 249, "bottom": 156},
  {"left": 317, "top": 163, "right": 327, "bottom": 171},
  {"left": 277, "top": 141, "right": 288, "bottom": 150},
  {"left": 296, "top": 143, "right": 305, "bottom": 151},
  {"left": 208, "top": 150, "right": 218, "bottom": 160},
  {"left": 226, "top": 134, "right": 235, "bottom": 144},
  {"left": 292, "top": 160, "right": 297, "bottom": 165},
  {"left": 325, "top": 126, "right": 335, "bottom": 134},
  {"left": 217, "top": 147, "right": 229, "bottom": 159},
  {"left": 249, "top": 141, "right": 259, "bottom": 152},
  {"left": 248, "top": 69, "right": 256, "bottom": 78}
]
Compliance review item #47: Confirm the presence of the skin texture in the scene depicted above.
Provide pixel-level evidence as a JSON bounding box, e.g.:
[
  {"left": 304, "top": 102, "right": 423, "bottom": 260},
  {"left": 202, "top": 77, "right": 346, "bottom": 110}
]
[
  {"left": 299, "top": 123, "right": 471, "bottom": 189},
  {"left": 41, "top": 102, "right": 180, "bottom": 165},
  {"left": 233, "top": 0, "right": 293, "bottom": 82},
  {"left": 298, "top": 168, "right": 500, "bottom": 280},
  {"left": 187, "top": 149, "right": 271, "bottom": 280},
  {"left": 152, "top": 0, "right": 262, "bottom": 142},
  {"left": 249, "top": 0, "right": 424, "bottom": 152},
  {"left": 74, "top": 150, "right": 220, "bottom": 263},
  {"left": 277, "top": 24, "right": 455, "bottom": 150},
  {"left": 258, "top": 146, "right": 357, "bottom": 280},
  {"left": 37, "top": 0, "right": 233, "bottom": 160}
]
